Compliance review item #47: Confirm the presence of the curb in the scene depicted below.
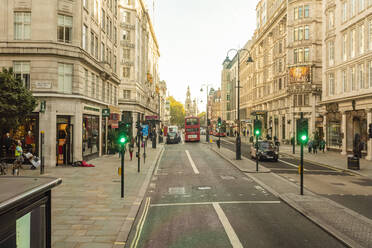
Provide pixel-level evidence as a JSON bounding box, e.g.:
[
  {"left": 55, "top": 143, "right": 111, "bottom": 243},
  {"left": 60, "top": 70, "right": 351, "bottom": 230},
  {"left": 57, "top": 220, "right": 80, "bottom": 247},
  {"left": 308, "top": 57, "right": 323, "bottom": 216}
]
[
  {"left": 113, "top": 145, "right": 165, "bottom": 248},
  {"left": 209, "top": 144, "right": 271, "bottom": 173},
  {"left": 280, "top": 151, "right": 366, "bottom": 177}
]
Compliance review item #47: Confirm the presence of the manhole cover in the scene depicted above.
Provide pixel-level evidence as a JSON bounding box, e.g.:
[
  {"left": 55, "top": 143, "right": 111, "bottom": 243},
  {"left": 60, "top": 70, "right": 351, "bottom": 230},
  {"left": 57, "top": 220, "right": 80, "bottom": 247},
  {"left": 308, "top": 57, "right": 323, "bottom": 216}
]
[
  {"left": 198, "top": 186, "right": 211, "bottom": 190},
  {"left": 168, "top": 187, "right": 185, "bottom": 195},
  {"left": 220, "top": 175, "right": 236, "bottom": 180}
]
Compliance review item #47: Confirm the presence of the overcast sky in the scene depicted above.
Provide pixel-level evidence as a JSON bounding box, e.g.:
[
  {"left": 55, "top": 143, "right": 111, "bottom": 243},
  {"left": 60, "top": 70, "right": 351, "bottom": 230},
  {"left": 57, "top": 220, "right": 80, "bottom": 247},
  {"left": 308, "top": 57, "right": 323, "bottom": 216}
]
[{"left": 151, "top": 0, "right": 258, "bottom": 112}]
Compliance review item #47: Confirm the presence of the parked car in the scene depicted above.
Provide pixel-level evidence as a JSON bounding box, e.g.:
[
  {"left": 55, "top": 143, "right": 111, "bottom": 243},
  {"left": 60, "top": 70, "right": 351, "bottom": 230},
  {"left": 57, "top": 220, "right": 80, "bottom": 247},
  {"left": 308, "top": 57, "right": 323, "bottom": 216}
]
[
  {"left": 167, "top": 131, "right": 181, "bottom": 144},
  {"left": 250, "top": 140, "right": 278, "bottom": 161}
]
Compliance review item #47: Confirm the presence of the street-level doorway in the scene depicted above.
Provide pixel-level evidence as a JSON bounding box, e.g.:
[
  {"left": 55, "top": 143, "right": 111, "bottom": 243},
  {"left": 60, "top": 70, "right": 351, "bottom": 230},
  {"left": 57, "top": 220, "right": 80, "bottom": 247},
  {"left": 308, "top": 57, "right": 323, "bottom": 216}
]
[{"left": 56, "top": 116, "right": 73, "bottom": 165}]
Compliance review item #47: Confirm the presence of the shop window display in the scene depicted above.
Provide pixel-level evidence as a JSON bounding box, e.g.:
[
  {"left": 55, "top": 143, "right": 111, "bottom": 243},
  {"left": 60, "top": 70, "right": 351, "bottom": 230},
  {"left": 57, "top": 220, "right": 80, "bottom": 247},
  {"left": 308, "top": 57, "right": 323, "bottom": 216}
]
[{"left": 83, "top": 115, "right": 99, "bottom": 158}]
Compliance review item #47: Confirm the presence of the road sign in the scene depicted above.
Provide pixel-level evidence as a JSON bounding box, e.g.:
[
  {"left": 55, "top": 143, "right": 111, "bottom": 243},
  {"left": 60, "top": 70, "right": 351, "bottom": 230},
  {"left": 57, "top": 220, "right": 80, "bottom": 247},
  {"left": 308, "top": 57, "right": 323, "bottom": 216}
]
[
  {"left": 102, "top": 108, "right": 110, "bottom": 117},
  {"left": 142, "top": 125, "right": 149, "bottom": 137}
]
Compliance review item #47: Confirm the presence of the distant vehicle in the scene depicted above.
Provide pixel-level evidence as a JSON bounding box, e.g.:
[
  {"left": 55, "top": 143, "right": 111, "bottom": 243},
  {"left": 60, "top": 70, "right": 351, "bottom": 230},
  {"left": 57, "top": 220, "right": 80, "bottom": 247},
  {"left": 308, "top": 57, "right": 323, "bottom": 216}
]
[
  {"left": 184, "top": 116, "right": 200, "bottom": 142},
  {"left": 200, "top": 128, "right": 206, "bottom": 135},
  {"left": 167, "top": 131, "right": 181, "bottom": 144},
  {"left": 168, "top": 126, "right": 178, "bottom": 133},
  {"left": 250, "top": 140, "right": 278, "bottom": 162}
]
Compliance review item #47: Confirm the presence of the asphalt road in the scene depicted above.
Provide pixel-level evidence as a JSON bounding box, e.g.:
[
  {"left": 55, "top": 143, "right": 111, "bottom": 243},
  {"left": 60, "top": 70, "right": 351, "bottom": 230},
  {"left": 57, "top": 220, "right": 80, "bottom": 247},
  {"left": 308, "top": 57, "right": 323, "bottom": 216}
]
[
  {"left": 215, "top": 136, "right": 372, "bottom": 220},
  {"left": 126, "top": 141, "right": 345, "bottom": 248}
]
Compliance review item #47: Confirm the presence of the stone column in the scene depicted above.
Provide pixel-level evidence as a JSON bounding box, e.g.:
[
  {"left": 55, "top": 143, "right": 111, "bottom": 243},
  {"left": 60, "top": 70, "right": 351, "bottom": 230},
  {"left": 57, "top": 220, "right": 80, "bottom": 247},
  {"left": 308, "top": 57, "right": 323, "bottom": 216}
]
[
  {"left": 39, "top": 100, "right": 57, "bottom": 167},
  {"left": 366, "top": 109, "right": 372, "bottom": 160},
  {"left": 341, "top": 111, "right": 347, "bottom": 155},
  {"left": 323, "top": 114, "right": 327, "bottom": 151},
  {"left": 74, "top": 105, "right": 83, "bottom": 162}
]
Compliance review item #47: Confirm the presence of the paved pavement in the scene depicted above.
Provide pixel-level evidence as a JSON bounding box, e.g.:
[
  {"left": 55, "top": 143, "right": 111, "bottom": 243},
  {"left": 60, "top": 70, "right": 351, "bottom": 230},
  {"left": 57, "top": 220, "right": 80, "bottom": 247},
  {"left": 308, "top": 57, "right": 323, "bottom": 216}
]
[
  {"left": 15, "top": 142, "right": 164, "bottom": 248},
  {"left": 210, "top": 142, "right": 372, "bottom": 248}
]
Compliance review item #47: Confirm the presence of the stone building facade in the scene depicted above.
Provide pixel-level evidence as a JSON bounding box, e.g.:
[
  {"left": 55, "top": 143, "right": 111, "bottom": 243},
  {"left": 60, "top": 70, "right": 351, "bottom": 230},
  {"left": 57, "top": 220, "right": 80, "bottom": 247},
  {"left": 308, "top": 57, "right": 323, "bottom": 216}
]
[
  {"left": 118, "top": 0, "right": 161, "bottom": 132},
  {"left": 0, "top": 0, "right": 121, "bottom": 166},
  {"left": 322, "top": 0, "right": 372, "bottom": 159},
  {"left": 235, "top": 0, "right": 323, "bottom": 142}
]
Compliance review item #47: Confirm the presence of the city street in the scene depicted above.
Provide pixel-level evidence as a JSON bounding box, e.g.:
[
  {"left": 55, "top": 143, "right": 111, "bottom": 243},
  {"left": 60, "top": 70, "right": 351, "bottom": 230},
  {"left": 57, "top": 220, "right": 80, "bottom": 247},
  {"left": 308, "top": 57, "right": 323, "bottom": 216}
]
[
  {"left": 125, "top": 141, "right": 345, "bottom": 248},
  {"left": 216, "top": 136, "right": 372, "bottom": 220}
]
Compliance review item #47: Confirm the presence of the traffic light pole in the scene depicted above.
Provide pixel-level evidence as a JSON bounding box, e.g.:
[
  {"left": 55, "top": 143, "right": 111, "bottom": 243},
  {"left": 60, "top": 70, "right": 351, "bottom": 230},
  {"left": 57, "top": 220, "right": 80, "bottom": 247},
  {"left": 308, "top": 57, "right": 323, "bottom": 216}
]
[
  {"left": 256, "top": 115, "right": 259, "bottom": 172},
  {"left": 300, "top": 112, "right": 304, "bottom": 195},
  {"left": 121, "top": 144, "right": 125, "bottom": 198}
]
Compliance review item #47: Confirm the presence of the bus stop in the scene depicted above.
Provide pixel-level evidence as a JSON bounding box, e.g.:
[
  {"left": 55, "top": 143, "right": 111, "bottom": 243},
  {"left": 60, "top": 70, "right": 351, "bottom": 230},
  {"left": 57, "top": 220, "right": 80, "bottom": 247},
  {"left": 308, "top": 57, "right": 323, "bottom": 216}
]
[{"left": 0, "top": 176, "right": 61, "bottom": 247}]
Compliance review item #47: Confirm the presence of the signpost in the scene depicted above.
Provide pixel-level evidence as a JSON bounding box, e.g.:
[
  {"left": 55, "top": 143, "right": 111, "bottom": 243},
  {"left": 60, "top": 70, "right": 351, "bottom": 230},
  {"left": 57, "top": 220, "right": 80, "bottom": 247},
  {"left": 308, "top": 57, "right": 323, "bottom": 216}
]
[{"left": 102, "top": 108, "right": 110, "bottom": 118}]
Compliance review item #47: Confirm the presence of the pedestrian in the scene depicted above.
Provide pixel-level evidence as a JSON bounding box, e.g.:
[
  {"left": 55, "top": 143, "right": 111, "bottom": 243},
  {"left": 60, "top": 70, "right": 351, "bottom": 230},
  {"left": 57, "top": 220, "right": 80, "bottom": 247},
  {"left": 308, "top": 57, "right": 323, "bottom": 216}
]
[
  {"left": 129, "top": 137, "right": 134, "bottom": 160},
  {"left": 308, "top": 140, "right": 313, "bottom": 153},
  {"left": 320, "top": 139, "right": 326, "bottom": 153},
  {"left": 313, "top": 139, "right": 318, "bottom": 154},
  {"left": 15, "top": 140, "right": 24, "bottom": 164}
]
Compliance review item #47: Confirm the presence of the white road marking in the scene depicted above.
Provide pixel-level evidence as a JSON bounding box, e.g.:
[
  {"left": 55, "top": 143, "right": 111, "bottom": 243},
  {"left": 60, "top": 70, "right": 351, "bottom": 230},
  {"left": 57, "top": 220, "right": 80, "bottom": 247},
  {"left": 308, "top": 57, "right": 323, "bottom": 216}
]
[
  {"left": 150, "top": 200, "right": 281, "bottom": 207},
  {"left": 213, "top": 202, "right": 243, "bottom": 248},
  {"left": 185, "top": 150, "right": 200, "bottom": 174},
  {"left": 278, "top": 159, "right": 309, "bottom": 171},
  {"left": 221, "top": 139, "right": 235, "bottom": 145},
  {"left": 154, "top": 148, "right": 165, "bottom": 176},
  {"left": 130, "top": 197, "right": 151, "bottom": 248}
]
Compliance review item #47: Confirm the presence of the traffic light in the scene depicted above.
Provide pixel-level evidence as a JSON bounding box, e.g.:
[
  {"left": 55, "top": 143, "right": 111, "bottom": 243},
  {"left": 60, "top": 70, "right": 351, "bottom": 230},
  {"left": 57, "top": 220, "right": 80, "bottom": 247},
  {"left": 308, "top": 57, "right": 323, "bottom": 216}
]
[
  {"left": 118, "top": 121, "right": 130, "bottom": 145},
  {"left": 254, "top": 119, "right": 262, "bottom": 136},
  {"left": 298, "top": 119, "right": 308, "bottom": 144},
  {"left": 207, "top": 119, "right": 211, "bottom": 126},
  {"left": 217, "top": 117, "right": 222, "bottom": 127}
]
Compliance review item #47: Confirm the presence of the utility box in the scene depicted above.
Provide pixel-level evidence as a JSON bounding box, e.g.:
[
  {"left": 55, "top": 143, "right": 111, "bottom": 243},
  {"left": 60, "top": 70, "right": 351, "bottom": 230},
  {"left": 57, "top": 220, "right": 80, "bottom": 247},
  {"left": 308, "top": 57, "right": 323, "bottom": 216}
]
[
  {"left": 0, "top": 177, "right": 61, "bottom": 248},
  {"left": 347, "top": 155, "right": 360, "bottom": 170}
]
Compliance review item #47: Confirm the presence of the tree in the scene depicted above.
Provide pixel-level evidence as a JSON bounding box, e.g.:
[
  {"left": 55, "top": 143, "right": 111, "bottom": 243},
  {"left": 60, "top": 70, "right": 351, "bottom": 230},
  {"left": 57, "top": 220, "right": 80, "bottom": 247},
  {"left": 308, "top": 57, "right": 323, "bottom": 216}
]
[
  {"left": 167, "top": 96, "right": 185, "bottom": 127},
  {"left": 0, "top": 68, "right": 37, "bottom": 135}
]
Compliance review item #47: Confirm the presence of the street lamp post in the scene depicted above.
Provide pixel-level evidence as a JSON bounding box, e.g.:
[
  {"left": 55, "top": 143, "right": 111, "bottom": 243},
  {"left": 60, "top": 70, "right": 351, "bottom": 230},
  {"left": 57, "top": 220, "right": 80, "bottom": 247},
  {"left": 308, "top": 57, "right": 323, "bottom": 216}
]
[
  {"left": 226, "top": 48, "right": 253, "bottom": 160},
  {"left": 201, "top": 84, "right": 213, "bottom": 143}
]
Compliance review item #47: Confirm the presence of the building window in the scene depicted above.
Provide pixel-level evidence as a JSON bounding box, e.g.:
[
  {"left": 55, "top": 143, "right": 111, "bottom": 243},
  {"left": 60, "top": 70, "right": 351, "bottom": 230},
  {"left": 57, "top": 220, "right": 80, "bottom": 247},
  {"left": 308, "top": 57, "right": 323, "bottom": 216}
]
[
  {"left": 304, "top": 26, "right": 309, "bottom": 40},
  {"left": 114, "top": 86, "right": 117, "bottom": 105},
  {"left": 298, "top": 48, "right": 303, "bottom": 63},
  {"left": 121, "top": 10, "right": 130, "bottom": 23},
  {"left": 123, "top": 48, "right": 130, "bottom": 59},
  {"left": 343, "top": 33, "right": 347, "bottom": 61},
  {"left": 14, "top": 12, "right": 31, "bottom": 40},
  {"left": 304, "top": 94, "right": 309, "bottom": 105},
  {"left": 358, "top": 64, "right": 365, "bottom": 89},
  {"left": 123, "top": 67, "right": 130, "bottom": 78},
  {"left": 94, "top": 0, "right": 98, "bottom": 19},
  {"left": 359, "top": 0, "right": 365, "bottom": 11},
  {"left": 351, "top": 66, "right": 356, "bottom": 91},
  {"left": 101, "top": 42, "right": 105, "bottom": 61},
  {"left": 294, "top": 28, "right": 298, "bottom": 41},
  {"left": 101, "top": 9, "right": 106, "bottom": 31},
  {"left": 298, "top": 6, "right": 303, "bottom": 19},
  {"left": 84, "top": 69, "right": 88, "bottom": 94},
  {"left": 58, "top": 63, "right": 73, "bottom": 94},
  {"left": 342, "top": 70, "right": 347, "bottom": 92},
  {"left": 91, "top": 73, "right": 95, "bottom": 97},
  {"left": 123, "top": 90, "right": 131, "bottom": 99},
  {"left": 114, "top": 27, "right": 117, "bottom": 44},
  {"left": 107, "top": 17, "right": 110, "bottom": 37},
  {"left": 83, "top": 0, "right": 88, "bottom": 9},
  {"left": 351, "top": 0, "right": 356, "bottom": 16},
  {"left": 298, "top": 26, "right": 303, "bottom": 40},
  {"left": 369, "top": 61, "right": 372, "bottom": 87},
  {"left": 350, "top": 29, "right": 356, "bottom": 58},
  {"left": 57, "top": 15, "right": 72, "bottom": 43},
  {"left": 369, "top": 21, "right": 372, "bottom": 50},
  {"left": 328, "top": 11, "right": 334, "bottom": 29},
  {"left": 97, "top": 75, "right": 100, "bottom": 99},
  {"left": 359, "top": 24, "right": 364, "bottom": 54},
  {"left": 122, "top": 30, "right": 130, "bottom": 40},
  {"left": 342, "top": 1, "right": 347, "bottom": 22},
  {"left": 329, "top": 41, "right": 334, "bottom": 66},
  {"left": 82, "top": 25, "right": 88, "bottom": 50},
  {"left": 95, "top": 36, "right": 98, "bottom": 58},
  {"left": 13, "top": 61, "right": 30, "bottom": 89},
  {"left": 102, "top": 81, "right": 105, "bottom": 101},
  {"left": 294, "top": 7, "right": 298, "bottom": 20},
  {"left": 294, "top": 49, "right": 298, "bottom": 63},
  {"left": 113, "top": 55, "right": 117, "bottom": 73},
  {"left": 329, "top": 73, "right": 335, "bottom": 96},
  {"left": 90, "top": 31, "right": 94, "bottom": 55},
  {"left": 304, "top": 5, "right": 309, "bottom": 18}
]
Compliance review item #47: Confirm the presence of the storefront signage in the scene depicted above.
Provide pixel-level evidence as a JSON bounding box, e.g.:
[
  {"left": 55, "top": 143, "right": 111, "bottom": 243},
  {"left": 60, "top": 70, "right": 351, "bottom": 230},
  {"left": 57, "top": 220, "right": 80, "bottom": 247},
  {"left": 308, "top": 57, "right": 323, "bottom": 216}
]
[
  {"left": 34, "top": 81, "right": 52, "bottom": 89},
  {"left": 142, "top": 125, "right": 149, "bottom": 137},
  {"left": 84, "top": 106, "right": 100, "bottom": 113},
  {"left": 289, "top": 66, "right": 310, "bottom": 83},
  {"left": 251, "top": 110, "right": 267, "bottom": 116},
  {"left": 145, "top": 115, "right": 159, "bottom": 120},
  {"left": 102, "top": 108, "right": 110, "bottom": 117}
]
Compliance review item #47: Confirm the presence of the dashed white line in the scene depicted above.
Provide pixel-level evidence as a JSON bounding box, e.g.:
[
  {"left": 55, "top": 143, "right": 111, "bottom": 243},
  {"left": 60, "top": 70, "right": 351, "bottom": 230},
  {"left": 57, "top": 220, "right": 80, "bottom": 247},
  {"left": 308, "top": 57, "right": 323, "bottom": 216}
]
[
  {"left": 150, "top": 200, "right": 281, "bottom": 207},
  {"left": 185, "top": 150, "right": 200, "bottom": 174},
  {"left": 213, "top": 202, "right": 244, "bottom": 248}
]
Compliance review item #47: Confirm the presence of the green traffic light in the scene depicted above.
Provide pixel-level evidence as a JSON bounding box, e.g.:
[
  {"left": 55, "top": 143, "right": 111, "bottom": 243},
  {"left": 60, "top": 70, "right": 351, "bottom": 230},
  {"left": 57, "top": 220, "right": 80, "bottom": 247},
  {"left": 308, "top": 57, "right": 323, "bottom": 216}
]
[
  {"left": 301, "top": 135, "right": 307, "bottom": 141},
  {"left": 255, "top": 130, "right": 260, "bottom": 135},
  {"left": 119, "top": 137, "right": 126, "bottom": 144}
]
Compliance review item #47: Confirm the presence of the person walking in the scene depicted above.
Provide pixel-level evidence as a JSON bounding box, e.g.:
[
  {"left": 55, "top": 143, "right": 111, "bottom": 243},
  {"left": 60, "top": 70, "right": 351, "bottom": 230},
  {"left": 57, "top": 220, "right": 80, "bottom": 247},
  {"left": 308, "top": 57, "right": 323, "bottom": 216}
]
[
  {"left": 308, "top": 140, "right": 313, "bottom": 153},
  {"left": 313, "top": 139, "right": 318, "bottom": 154},
  {"left": 320, "top": 139, "right": 326, "bottom": 153},
  {"left": 129, "top": 137, "right": 134, "bottom": 160}
]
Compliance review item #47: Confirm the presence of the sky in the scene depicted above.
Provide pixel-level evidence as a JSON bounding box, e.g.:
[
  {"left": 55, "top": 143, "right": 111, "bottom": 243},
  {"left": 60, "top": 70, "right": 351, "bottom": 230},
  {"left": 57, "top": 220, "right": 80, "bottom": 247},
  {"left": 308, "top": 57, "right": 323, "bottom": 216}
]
[{"left": 151, "top": 0, "right": 258, "bottom": 112}]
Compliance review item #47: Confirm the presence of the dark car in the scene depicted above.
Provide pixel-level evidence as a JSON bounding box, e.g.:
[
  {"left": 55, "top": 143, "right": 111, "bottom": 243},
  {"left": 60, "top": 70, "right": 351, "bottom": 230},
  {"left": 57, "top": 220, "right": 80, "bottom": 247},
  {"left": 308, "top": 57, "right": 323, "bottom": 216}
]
[
  {"left": 250, "top": 140, "right": 278, "bottom": 161},
  {"left": 167, "top": 131, "right": 180, "bottom": 144}
]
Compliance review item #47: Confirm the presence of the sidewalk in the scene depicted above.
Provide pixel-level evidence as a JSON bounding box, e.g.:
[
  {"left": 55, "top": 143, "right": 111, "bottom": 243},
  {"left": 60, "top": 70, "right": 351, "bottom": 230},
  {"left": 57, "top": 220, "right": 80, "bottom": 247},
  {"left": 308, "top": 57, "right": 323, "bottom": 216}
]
[
  {"left": 209, "top": 143, "right": 372, "bottom": 248},
  {"left": 279, "top": 144, "right": 372, "bottom": 179},
  {"left": 19, "top": 143, "right": 164, "bottom": 248}
]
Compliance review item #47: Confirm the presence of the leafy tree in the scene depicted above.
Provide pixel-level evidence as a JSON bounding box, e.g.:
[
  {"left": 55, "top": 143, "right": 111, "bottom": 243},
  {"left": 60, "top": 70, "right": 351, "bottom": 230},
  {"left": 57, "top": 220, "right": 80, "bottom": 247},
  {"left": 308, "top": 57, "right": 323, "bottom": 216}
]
[
  {"left": 167, "top": 96, "right": 185, "bottom": 127},
  {"left": 0, "top": 68, "right": 37, "bottom": 136}
]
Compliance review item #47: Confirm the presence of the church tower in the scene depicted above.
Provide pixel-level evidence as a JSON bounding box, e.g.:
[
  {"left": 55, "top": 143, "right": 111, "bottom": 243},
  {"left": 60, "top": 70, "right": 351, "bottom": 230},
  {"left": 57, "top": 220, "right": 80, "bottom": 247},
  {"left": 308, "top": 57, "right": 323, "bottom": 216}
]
[{"left": 185, "top": 86, "right": 192, "bottom": 116}]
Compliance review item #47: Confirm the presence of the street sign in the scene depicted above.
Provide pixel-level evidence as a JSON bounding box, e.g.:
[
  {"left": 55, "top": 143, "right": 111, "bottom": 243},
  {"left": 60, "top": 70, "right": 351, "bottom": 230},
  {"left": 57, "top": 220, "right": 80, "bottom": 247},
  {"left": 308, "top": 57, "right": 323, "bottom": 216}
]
[
  {"left": 142, "top": 125, "right": 149, "bottom": 137},
  {"left": 102, "top": 108, "right": 110, "bottom": 117}
]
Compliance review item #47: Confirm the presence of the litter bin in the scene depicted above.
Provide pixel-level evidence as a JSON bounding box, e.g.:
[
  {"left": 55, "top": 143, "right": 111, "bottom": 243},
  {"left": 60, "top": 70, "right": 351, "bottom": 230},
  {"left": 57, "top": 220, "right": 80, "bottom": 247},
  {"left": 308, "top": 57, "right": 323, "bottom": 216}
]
[{"left": 347, "top": 155, "right": 360, "bottom": 170}]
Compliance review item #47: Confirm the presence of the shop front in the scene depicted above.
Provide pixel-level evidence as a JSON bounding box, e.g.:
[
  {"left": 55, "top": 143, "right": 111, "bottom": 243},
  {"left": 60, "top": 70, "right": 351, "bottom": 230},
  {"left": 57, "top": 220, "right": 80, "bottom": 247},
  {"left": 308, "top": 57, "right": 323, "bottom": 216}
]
[
  {"left": 56, "top": 116, "right": 73, "bottom": 165},
  {"left": 326, "top": 112, "right": 342, "bottom": 150},
  {"left": 82, "top": 114, "right": 100, "bottom": 161},
  {"left": 346, "top": 110, "right": 367, "bottom": 153}
]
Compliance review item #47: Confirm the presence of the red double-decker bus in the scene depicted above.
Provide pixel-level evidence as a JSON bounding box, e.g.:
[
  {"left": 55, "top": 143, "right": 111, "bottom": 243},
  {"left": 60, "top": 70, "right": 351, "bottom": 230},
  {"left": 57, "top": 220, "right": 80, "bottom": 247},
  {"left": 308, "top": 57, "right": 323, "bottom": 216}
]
[{"left": 184, "top": 116, "right": 200, "bottom": 142}]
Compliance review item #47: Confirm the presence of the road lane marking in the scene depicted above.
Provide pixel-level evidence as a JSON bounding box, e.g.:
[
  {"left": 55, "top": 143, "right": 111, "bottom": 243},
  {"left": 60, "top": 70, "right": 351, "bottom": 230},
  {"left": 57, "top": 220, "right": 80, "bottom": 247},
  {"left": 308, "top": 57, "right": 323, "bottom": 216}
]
[
  {"left": 213, "top": 202, "right": 243, "bottom": 248},
  {"left": 278, "top": 159, "right": 309, "bottom": 171},
  {"left": 221, "top": 139, "right": 235, "bottom": 145},
  {"left": 185, "top": 150, "right": 200, "bottom": 174},
  {"left": 130, "top": 197, "right": 151, "bottom": 248},
  {"left": 154, "top": 148, "right": 165, "bottom": 176},
  {"left": 150, "top": 200, "right": 281, "bottom": 207}
]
